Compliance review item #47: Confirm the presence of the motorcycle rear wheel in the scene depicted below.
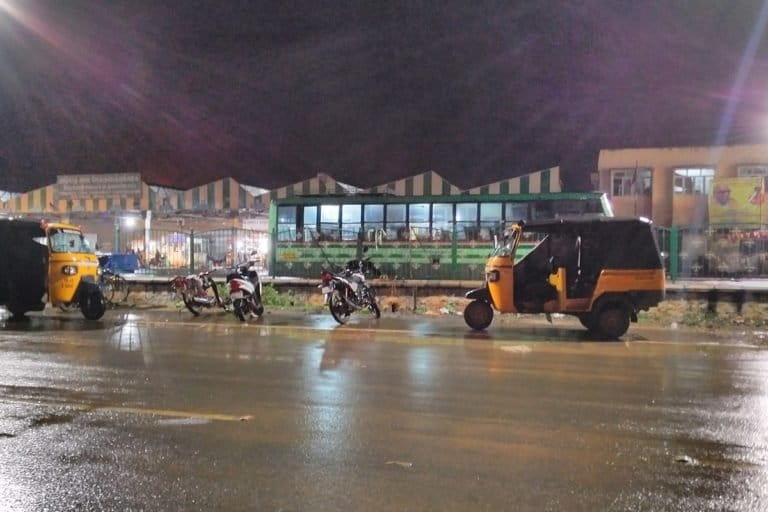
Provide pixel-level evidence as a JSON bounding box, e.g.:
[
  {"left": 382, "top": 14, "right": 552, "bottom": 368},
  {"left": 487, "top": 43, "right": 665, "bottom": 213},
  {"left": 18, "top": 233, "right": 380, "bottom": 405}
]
[
  {"left": 329, "top": 291, "right": 351, "bottom": 325},
  {"left": 233, "top": 298, "right": 247, "bottom": 321},
  {"left": 183, "top": 294, "right": 202, "bottom": 316},
  {"left": 252, "top": 297, "right": 264, "bottom": 317}
]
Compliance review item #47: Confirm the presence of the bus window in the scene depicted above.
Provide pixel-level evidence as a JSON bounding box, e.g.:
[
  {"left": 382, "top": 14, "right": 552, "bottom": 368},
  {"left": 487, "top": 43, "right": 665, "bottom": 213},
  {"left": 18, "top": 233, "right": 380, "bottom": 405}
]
[
  {"left": 364, "top": 204, "right": 384, "bottom": 241},
  {"left": 505, "top": 202, "right": 528, "bottom": 224},
  {"left": 320, "top": 205, "right": 340, "bottom": 240},
  {"left": 456, "top": 203, "right": 478, "bottom": 241},
  {"left": 277, "top": 206, "right": 297, "bottom": 241},
  {"left": 479, "top": 203, "right": 502, "bottom": 241},
  {"left": 432, "top": 203, "right": 453, "bottom": 242},
  {"left": 531, "top": 201, "right": 554, "bottom": 220},
  {"left": 303, "top": 206, "right": 318, "bottom": 241},
  {"left": 341, "top": 204, "right": 361, "bottom": 241},
  {"left": 409, "top": 203, "right": 430, "bottom": 240},
  {"left": 386, "top": 204, "right": 407, "bottom": 241}
]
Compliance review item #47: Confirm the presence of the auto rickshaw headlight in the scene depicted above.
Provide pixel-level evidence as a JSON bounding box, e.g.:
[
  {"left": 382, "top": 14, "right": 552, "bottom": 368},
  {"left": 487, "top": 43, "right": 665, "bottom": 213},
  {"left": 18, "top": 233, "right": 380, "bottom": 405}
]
[
  {"left": 487, "top": 270, "right": 500, "bottom": 282},
  {"left": 62, "top": 265, "right": 78, "bottom": 275}
]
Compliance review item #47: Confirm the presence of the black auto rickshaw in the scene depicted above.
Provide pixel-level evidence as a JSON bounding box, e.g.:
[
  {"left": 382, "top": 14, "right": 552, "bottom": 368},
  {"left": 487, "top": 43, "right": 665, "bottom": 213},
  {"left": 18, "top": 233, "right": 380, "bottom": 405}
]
[
  {"left": 0, "top": 218, "right": 106, "bottom": 320},
  {"left": 464, "top": 218, "right": 666, "bottom": 338}
]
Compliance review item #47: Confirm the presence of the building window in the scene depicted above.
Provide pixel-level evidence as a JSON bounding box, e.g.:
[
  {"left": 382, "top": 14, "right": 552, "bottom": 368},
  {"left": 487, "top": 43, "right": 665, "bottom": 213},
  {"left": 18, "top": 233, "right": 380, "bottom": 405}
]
[
  {"left": 737, "top": 165, "right": 768, "bottom": 178},
  {"left": 673, "top": 167, "right": 714, "bottom": 195},
  {"left": 611, "top": 168, "right": 652, "bottom": 196}
]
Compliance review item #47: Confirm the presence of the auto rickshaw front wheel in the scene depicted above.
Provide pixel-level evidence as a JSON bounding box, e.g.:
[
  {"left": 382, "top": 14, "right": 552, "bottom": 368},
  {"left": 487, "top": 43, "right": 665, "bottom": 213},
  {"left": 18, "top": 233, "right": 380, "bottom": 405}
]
[
  {"left": 80, "top": 290, "right": 106, "bottom": 320},
  {"left": 464, "top": 300, "right": 494, "bottom": 331}
]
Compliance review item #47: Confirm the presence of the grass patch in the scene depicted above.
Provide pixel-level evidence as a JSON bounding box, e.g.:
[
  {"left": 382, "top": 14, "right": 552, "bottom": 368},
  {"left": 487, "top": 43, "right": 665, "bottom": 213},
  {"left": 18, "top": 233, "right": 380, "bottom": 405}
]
[{"left": 261, "top": 285, "right": 295, "bottom": 308}]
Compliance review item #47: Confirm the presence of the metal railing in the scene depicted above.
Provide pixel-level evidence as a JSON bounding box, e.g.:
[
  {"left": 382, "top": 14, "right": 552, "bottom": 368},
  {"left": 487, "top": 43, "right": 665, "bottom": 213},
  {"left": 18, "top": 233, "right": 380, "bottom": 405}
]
[
  {"left": 672, "top": 226, "right": 768, "bottom": 279},
  {"left": 117, "top": 228, "right": 267, "bottom": 276}
]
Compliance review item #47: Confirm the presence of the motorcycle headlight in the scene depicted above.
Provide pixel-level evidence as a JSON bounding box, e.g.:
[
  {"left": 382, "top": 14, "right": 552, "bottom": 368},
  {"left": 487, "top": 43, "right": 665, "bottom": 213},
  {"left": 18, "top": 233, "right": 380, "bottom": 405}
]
[{"left": 62, "top": 265, "right": 78, "bottom": 276}]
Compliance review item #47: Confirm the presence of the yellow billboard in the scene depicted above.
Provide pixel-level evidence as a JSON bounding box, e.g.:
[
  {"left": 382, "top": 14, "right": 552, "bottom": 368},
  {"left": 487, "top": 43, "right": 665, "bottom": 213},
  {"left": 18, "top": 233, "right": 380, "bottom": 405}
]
[{"left": 708, "top": 177, "right": 766, "bottom": 224}]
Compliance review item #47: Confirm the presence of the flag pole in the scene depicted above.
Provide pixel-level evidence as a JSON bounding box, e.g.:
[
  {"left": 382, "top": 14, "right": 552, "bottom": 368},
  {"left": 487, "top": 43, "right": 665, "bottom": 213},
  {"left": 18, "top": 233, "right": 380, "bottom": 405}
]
[{"left": 634, "top": 161, "right": 639, "bottom": 217}]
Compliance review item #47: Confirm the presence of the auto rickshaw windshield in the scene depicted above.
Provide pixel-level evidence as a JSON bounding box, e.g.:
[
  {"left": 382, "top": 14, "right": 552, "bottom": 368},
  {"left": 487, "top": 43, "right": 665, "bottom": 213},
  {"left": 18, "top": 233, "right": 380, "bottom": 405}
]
[
  {"left": 49, "top": 228, "right": 94, "bottom": 254},
  {"left": 492, "top": 228, "right": 520, "bottom": 257}
]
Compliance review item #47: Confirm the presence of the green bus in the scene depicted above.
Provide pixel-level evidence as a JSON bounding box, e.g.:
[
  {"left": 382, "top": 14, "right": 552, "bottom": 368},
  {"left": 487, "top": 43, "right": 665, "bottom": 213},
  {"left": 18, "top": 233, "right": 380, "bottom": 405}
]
[{"left": 268, "top": 192, "right": 613, "bottom": 280}]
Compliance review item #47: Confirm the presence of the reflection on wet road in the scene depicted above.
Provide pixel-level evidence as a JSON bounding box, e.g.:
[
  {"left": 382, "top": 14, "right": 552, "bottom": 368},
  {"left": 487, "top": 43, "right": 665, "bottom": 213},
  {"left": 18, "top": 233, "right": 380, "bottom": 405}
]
[{"left": 1, "top": 309, "right": 767, "bottom": 511}]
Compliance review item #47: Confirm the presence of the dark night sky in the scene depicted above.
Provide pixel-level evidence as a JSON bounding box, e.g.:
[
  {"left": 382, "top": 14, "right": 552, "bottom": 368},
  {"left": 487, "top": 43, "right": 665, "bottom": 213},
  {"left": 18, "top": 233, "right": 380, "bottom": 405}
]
[{"left": 1, "top": 0, "right": 768, "bottom": 192}]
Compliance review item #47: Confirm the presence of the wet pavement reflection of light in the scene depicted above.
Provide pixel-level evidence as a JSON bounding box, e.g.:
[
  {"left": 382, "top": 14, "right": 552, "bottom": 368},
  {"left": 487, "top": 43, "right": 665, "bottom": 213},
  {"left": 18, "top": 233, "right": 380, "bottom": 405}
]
[{"left": 1, "top": 310, "right": 768, "bottom": 510}]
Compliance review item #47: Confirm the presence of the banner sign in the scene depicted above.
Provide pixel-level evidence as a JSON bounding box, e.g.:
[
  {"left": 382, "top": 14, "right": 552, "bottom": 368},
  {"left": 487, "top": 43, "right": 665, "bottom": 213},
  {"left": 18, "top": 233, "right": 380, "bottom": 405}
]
[
  {"left": 708, "top": 177, "right": 766, "bottom": 224},
  {"left": 56, "top": 173, "right": 142, "bottom": 200}
]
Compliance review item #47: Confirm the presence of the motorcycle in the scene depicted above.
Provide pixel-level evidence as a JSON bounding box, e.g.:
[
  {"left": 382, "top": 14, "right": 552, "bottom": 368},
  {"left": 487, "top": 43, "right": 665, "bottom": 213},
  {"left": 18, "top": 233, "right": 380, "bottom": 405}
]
[
  {"left": 320, "top": 254, "right": 381, "bottom": 324},
  {"left": 170, "top": 271, "right": 227, "bottom": 316},
  {"left": 226, "top": 262, "right": 264, "bottom": 321}
]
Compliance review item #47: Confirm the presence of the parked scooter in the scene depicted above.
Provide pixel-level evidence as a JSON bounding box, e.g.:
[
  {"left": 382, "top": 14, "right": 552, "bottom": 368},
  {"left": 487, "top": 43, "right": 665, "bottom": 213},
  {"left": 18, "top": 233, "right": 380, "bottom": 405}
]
[
  {"left": 170, "top": 271, "right": 227, "bottom": 316},
  {"left": 226, "top": 258, "right": 264, "bottom": 321},
  {"left": 320, "top": 252, "right": 381, "bottom": 324}
]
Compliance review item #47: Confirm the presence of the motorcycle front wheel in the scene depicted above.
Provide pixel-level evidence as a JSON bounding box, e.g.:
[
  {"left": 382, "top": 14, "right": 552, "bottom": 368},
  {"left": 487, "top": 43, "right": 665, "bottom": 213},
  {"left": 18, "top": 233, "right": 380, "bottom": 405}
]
[
  {"left": 366, "top": 287, "right": 381, "bottom": 319},
  {"left": 329, "top": 290, "right": 351, "bottom": 325}
]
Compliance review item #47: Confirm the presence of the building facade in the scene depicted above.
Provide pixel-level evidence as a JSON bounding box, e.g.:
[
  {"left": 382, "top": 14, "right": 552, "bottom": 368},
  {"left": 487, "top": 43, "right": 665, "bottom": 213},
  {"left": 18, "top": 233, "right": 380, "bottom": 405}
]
[
  {"left": 597, "top": 143, "right": 768, "bottom": 227},
  {"left": 598, "top": 144, "right": 768, "bottom": 279}
]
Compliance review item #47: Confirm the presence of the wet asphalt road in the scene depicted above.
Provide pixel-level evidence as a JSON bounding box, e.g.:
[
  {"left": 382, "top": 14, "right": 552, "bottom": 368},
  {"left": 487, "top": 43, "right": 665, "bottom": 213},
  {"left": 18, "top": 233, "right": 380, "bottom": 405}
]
[{"left": 1, "top": 309, "right": 767, "bottom": 511}]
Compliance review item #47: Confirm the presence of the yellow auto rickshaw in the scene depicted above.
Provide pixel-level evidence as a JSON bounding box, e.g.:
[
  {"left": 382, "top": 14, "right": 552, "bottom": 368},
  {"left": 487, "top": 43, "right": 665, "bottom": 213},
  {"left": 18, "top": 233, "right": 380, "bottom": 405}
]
[
  {"left": 0, "top": 218, "right": 106, "bottom": 320},
  {"left": 464, "top": 218, "right": 665, "bottom": 338}
]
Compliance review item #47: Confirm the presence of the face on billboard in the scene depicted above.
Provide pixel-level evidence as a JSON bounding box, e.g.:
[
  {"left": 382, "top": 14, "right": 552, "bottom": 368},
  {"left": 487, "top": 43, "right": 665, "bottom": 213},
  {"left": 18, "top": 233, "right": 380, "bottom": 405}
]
[{"left": 709, "top": 177, "right": 765, "bottom": 224}]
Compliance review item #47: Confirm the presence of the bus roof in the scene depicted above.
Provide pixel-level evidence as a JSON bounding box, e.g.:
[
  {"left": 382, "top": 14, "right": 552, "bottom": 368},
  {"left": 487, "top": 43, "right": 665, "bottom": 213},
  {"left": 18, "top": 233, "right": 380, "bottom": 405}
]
[
  {"left": 272, "top": 191, "right": 607, "bottom": 206},
  {"left": 517, "top": 217, "right": 653, "bottom": 233}
]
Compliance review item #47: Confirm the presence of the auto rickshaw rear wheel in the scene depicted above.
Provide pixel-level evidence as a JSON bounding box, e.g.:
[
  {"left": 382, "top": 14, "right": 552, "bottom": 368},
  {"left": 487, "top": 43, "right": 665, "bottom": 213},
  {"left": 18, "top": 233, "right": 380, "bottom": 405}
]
[
  {"left": 464, "top": 300, "right": 494, "bottom": 331},
  {"left": 7, "top": 305, "right": 27, "bottom": 320},
  {"left": 593, "top": 301, "right": 630, "bottom": 339}
]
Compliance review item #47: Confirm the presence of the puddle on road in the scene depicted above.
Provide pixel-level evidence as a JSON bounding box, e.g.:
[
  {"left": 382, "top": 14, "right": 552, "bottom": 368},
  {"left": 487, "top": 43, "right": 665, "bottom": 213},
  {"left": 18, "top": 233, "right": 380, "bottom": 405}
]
[
  {"left": 29, "top": 413, "right": 76, "bottom": 428},
  {"left": 156, "top": 417, "right": 212, "bottom": 426},
  {"left": 497, "top": 344, "right": 533, "bottom": 354}
]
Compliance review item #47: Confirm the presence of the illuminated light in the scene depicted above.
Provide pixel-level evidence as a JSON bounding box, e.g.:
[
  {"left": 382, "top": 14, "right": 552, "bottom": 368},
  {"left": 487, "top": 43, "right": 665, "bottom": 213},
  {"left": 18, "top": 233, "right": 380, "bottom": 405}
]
[{"left": 123, "top": 217, "right": 137, "bottom": 228}]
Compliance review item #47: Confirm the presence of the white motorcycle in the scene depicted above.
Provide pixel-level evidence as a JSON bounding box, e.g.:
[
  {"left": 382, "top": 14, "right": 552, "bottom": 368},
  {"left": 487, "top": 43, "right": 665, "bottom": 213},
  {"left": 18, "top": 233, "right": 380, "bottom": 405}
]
[{"left": 226, "top": 263, "right": 264, "bottom": 321}]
